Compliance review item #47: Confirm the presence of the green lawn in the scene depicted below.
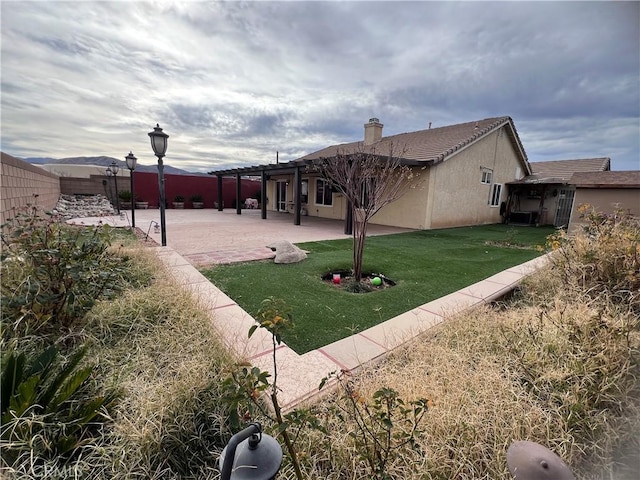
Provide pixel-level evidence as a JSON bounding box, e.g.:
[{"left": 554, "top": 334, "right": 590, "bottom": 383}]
[{"left": 201, "top": 224, "right": 555, "bottom": 353}]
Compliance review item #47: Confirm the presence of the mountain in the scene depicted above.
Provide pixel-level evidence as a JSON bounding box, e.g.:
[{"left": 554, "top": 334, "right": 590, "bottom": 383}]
[
  {"left": 22, "top": 155, "right": 202, "bottom": 176},
  {"left": 22, "top": 157, "right": 58, "bottom": 164}
]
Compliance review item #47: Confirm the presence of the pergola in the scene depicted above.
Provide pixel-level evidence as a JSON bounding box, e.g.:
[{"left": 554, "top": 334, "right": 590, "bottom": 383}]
[
  {"left": 209, "top": 154, "right": 424, "bottom": 234},
  {"left": 209, "top": 158, "right": 317, "bottom": 226}
]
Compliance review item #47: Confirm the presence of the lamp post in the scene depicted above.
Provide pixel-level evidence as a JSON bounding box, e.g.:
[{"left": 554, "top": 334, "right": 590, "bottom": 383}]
[
  {"left": 148, "top": 123, "right": 169, "bottom": 246},
  {"left": 507, "top": 441, "right": 575, "bottom": 480},
  {"left": 219, "top": 423, "right": 282, "bottom": 480},
  {"left": 107, "top": 161, "right": 120, "bottom": 214},
  {"left": 125, "top": 152, "right": 137, "bottom": 228},
  {"left": 105, "top": 168, "right": 114, "bottom": 211}
]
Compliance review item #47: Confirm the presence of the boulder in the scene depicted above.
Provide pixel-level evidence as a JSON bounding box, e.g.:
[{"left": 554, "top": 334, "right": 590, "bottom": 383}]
[{"left": 268, "top": 240, "right": 307, "bottom": 264}]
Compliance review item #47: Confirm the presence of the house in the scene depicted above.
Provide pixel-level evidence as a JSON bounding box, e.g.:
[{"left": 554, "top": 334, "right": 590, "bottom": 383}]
[
  {"left": 567, "top": 170, "right": 640, "bottom": 232},
  {"left": 505, "top": 158, "right": 611, "bottom": 227},
  {"left": 210, "top": 116, "right": 532, "bottom": 231}
]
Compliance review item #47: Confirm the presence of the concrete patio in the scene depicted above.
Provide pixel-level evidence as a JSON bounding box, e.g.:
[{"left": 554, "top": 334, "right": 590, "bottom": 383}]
[
  {"left": 70, "top": 208, "right": 550, "bottom": 410},
  {"left": 70, "top": 208, "right": 412, "bottom": 265}
]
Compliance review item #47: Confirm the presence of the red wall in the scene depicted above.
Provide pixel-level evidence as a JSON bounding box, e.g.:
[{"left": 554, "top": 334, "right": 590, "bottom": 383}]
[{"left": 133, "top": 172, "right": 260, "bottom": 209}]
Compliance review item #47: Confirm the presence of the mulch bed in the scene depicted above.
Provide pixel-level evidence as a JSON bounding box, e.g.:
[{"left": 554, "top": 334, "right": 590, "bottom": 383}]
[{"left": 321, "top": 270, "right": 396, "bottom": 292}]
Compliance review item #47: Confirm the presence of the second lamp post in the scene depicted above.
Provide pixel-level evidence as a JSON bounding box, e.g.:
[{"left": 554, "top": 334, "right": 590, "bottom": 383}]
[
  {"left": 107, "top": 161, "right": 120, "bottom": 214},
  {"left": 148, "top": 124, "right": 169, "bottom": 246},
  {"left": 125, "top": 152, "right": 137, "bottom": 228}
]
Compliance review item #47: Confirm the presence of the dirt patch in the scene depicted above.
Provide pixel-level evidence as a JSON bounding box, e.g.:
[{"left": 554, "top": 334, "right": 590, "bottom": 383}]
[
  {"left": 132, "top": 227, "right": 160, "bottom": 246},
  {"left": 321, "top": 270, "right": 396, "bottom": 292},
  {"left": 484, "top": 240, "right": 538, "bottom": 250}
]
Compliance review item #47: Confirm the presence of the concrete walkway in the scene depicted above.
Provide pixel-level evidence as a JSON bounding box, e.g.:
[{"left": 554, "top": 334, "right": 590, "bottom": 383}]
[{"left": 69, "top": 209, "right": 549, "bottom": 410}]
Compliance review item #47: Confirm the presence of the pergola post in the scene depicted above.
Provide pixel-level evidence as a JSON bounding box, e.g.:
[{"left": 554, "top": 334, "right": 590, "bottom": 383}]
[
  {"left": 236, "top": 172, "right": 242, "bottom": 215},
  {"left": 217, "top": 175, "right": 223, "bottom": 211},
  {"left": 261, "top": 170, "right": 267, "bottom": 220},
  {"left": 294, "top": 166, "right": 301, "bottom": 225}
]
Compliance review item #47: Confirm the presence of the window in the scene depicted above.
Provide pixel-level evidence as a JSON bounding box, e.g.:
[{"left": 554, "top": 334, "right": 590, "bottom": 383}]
[
  {"left": 481, "top": 168, "right": 493, "bottom": 184},
  {"left": 490, "top": 183, "right": 502, "bottom": 207},
  {"left": 301, "top": 179, "right": 308, "bottom": 204},
  {"left": 315, "top": 179, "right": 333, "bottom": 206}
]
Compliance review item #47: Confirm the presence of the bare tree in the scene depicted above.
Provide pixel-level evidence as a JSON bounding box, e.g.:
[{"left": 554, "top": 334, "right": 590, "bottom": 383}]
[{"left": 313, "top": 144, "right": 419, "bottom": 282}]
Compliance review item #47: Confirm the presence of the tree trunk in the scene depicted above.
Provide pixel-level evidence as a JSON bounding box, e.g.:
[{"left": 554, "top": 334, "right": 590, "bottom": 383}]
[{"left": 352, "top": 210, "right": 369, "bottom": 281}]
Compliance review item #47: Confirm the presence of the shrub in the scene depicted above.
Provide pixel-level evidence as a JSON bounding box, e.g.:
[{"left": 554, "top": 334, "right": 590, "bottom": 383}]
[
  {"left": 546, "top": 205, "right": 640, "bottom": 311},
  {"left": 502, "top": 296, "right": 639, "bottom": 454},
  {"left": 1, "top": 343, "right": 119, "bottom": 469},
  {"left": 1, "top": 206, "right": 128, "bottom": 337},
  {"left": 173, "top": 195, "right": 185, "bottom": 202},
  {"left": 190, "top": 194, "right": 203, "bottom": 203},
  {"left": 118, "top": 190, "right": 132, "bottom": 201}
]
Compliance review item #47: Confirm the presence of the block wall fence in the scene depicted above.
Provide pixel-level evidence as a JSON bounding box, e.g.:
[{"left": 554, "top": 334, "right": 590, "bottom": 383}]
[
  {"left": 1, "top": 152, "right": 61, "bottom": 225},
  {"left": 1, "top": 152, "right": 262, "bottom": 225}
]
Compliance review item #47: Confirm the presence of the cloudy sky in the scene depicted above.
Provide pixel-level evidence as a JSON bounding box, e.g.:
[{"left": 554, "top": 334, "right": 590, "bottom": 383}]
[{"left": 2, "top": 1, "right": 638, "bottom": 173}]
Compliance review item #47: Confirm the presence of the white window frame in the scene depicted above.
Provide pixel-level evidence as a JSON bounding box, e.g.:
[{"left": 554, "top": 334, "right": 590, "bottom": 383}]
[
  {"left": 481, "top": 168, "right": 493, "bottom": 185},
  {"left": 490, "top": 183, "right": 502, "bottom": 207},
  {"left": 315, "top": 178, "right": 333, "bottom": 206}
]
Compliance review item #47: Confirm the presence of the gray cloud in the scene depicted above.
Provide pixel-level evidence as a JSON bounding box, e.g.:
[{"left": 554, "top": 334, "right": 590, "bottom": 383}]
[{"left": 1, "top": 1, "right": 638, "bottom": 172}]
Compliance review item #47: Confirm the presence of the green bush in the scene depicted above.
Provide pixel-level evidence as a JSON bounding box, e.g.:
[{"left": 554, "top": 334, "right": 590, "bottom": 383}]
[
  {"left": 1, "top": 343, "right": 119, "bottom": 467},
  {"left": 118, "top": 190, "right": 133, "bottom": 201},
  {"left": 1, "top": 206, "right": 128, "bottom": 336}
]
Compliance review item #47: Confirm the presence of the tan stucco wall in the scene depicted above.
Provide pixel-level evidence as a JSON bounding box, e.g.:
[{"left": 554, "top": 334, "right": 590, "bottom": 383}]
[
  {"left": 269, "top": 169, "right": 430, "bottom": 229},
  {"left": 429, "top": 127, "right": 526, "bottom": 229},
  {"left": 568, "top": 188, "right": 640, "bottom": 233},
  {"left": 265, "top": 127, "right": 527, "bottom": 230},
  {"left": 1, "top": 152, "right": 61, "bottom": 224},
  {"left": 367, "top": 167, "right": 430, "bottom": 229}
]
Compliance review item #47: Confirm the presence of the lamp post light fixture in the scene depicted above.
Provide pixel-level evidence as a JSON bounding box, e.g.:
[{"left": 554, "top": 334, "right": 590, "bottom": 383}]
[
  {"left": 105, "top": 168, "right": 114, "bottom": 211},
  {"left": 148, "top": 123, "right": 169, "bottom": 246},
  {"left": 107, "top": 160, "right": 120, "bottom": 214},
  {"left": 125, "top": 152, "right": 137, "bottom": 228},
  {"left": 219, "top": 423, "right": 282, "bottom": 480}
]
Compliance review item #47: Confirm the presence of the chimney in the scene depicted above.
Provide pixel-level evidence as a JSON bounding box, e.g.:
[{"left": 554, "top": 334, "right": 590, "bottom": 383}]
[{"left": 364, "top": 117, "right": 383, "bottom": 145}]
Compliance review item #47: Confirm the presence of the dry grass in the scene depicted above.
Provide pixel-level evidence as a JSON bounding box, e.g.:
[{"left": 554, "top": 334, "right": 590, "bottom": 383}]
[
  {"left": 289, "top": 297, "right": 638, "bottom": 479},
  {"left": 289, "top": 209, "right": 640, "bottom": 479},
  {"left": 83, "top": 248, "right": 235, "bottom": 479},
  {"left": 4, "top": 207, "right": 637, "bottom": 479},
  {"left": 2, "top": 243, "right": 236, "bottom": 479}
]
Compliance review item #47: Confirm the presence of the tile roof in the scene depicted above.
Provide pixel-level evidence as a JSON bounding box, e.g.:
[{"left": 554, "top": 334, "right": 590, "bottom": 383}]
[
  {"left": 298, "top": 116, "right": 528, "bottom": 165},
  {"left": 571, "top": 171, "right": 640, "bottom": 188},
  {"left": 511, "top": 158, "right": 611, "bottom": 184},
  {"left": 209, "top": 116, "right": 529, "bottom": 176}
]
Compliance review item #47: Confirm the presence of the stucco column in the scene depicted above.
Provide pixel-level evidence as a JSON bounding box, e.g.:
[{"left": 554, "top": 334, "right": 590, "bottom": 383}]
[
  {"left": 216, "top": 175, "right": 223, "bottom": 211},
  {"left": 294, "top": 166, "right": 301, "bottom": 225},
  {"left": 261, "top": 170, "right": 267, "bottom": 220},
  {"left": 236, "top": 173, "right": 241, "bottom": 215}
]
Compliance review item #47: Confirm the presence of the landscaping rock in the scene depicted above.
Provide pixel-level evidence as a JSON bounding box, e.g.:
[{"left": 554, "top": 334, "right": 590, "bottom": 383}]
[
  {"left": 52, "top": 194, "right": 116, "bottom": 220},
  {"left": 268, "top": 240, "right": 307, "bottom": 264}
]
